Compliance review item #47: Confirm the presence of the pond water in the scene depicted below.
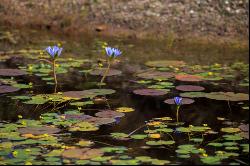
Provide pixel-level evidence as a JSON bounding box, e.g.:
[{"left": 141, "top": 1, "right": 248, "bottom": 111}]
[{"left": 0, "top": 28, "right": 249, "bottom": 165}]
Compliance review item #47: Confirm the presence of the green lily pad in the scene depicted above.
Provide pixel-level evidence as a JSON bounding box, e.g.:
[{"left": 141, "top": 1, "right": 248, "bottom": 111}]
[
  {"left": 63, "top": 89, "right": 116, "bottom": 99},
  {"left": 62, "top": 148, "right": 104, "bottom": 160},
  {"left": 69, "top": 122, "right": 99, "bottom": 132},
  {"left": 221, "top": 128, "right": 241, "bottom": 133},
  {"left": 146, "top": 140, "right": 175, "bottom": 146}
]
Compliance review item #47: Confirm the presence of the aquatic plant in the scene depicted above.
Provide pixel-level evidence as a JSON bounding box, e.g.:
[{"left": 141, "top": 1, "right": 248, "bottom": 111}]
[
  {"left": 40, "top": 45, "right": 63, "bottom": 85},
  {"left": 100, "top": 47, "right": 122, "bottom": 84},
  {"left": 174, "top": 97, "right": 182, "bottom": 122}
]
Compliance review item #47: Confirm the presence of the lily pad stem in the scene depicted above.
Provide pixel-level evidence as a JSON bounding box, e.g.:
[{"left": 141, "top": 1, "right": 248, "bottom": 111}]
[
  {"left": 100, "top": 59, "right": 111, "bottom": 84},
  {"left": 52, "top": 59, "right": 57, "bottom": 85},
  {"left": 176, "top": 105, "right": 180, "bottom": 122}
]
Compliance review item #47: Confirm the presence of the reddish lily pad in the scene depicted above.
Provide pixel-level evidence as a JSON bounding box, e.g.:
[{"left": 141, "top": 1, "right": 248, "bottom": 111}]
[
  {"left": 164, "top": 98, "right": 195, "bottom": 105},
  {"left": 62, "top": 148, "right": 104, "bottom": 160},
  {"left": 133, "top": 89, "right": 168, "bottom": 96},
  {"left": 137, "top": 71, "right": 174, "bottom": 80},
  {"left": 176, "top": 85, "right": 205, "bottom": 92},
  {"left": 175, "top": 74, "right": 203, "bottom": 82},
  {"left": 0, "top": 85, "right": 20, "bottom": 93},
  {"left": 90, "top": 68, "right": 122, "bottom": 76},
  {"left": 85, "top": 117, "right": 116, "bottom": 125},
  {"left": 238, "top": 124, "right": 249, "bottom": 132},
  {"left": 145, "top": 60, "right": 186, "bottom": 68},
  {"left": 0, "top": 69, "right": 27, "bottom": 76},
  {"left": 64, "top": 114, "right": 93, "bottom": 121},
  {"left": 18, "top": 126, "right": 60, "bottom": 135},
  {"left": 95, "top": 110, "right": 125, "bottom": 118}
]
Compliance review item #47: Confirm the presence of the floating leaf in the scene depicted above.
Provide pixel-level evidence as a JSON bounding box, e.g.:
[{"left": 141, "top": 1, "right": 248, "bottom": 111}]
[
  {"left": 221, "top": 128, "right": 241, "bottom": 133},
  {"left": 208, "top": 143, "right": 223, "bottom": 147},
  {"left": 110, "top": 133, "right": 129, "bottom": 140},
  {"left": 175, "top": 74, "right": 203, "bottom": 82},
  {"left": 77, "top": 140, "right": 94, "bottom": 147},
  {"left": 90, "top": 68, "right": 122, "bottom": 76},
  {"left": 145, "top": 60, "right": 186, "bottom": 68},
  {"left": 69, "top": 122, "right": 99, "bottom": 132},
  {"left": 176, "top": 85, "right": 205, "bottom": 92},
  {"left": 164, "top": 98, "right": 195, "bottom": 105},
  {"left": 0, "top": 85, "right": 20, "bottom": 93},
  {"left": 18, "top": 126, "right": 60, "bottom": 135},
  {"left": 137, "top": 71, "right": 174, "bottom": 80},
  {"left": 146, "top": 140, "right": 175, "bottom": 146},
  {"left": 116, "top": 107, "right": 135, "bottom": 113},
  {"left": 0, "top": 69, "right": 27, "bottom": 76},
  {"left": 85, "top": 117, "right": 116, "bottom": 126},
  {"left": 130, "top": 134, "right": 148, "bottom": 140},
  {"left": 63, "top": 89, "right": 115, "bottom": 99},
  {"left": 133, "top": 89, "right": 168, "bottom": 96},
  {"left": 64, "top": 114, "right": 93, "bottom": 121},
  {"left": 95, "top": 110, "right": 125, "bottom": 118},
  {"left": 62, "top": 148, "right": 103, "bottom": 160}
]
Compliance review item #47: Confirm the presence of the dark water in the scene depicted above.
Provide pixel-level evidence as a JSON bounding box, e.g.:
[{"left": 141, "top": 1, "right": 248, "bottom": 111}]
[{"left": 0, "top": 28, "right": 249, "bottom": 165}]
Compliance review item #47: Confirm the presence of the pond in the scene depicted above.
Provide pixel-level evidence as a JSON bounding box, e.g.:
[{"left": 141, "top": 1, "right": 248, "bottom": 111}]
[{"left": 0, "top": 28, "right": 249, "bottom": 165}]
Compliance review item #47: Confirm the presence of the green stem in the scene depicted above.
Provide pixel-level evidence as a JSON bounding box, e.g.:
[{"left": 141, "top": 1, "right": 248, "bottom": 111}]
[
  {"left": 100, "top": 60, "right": 111, "bottom": 84},
  {"left": 52, "top": 59, "right": 57, "bottom": 85},
  {"left": 176, "top": 106, "right": 180, "bottom": 123}
]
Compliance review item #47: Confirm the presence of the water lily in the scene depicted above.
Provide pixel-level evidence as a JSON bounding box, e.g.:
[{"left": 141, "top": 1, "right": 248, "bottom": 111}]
[
  {"left": 174, "top": 97, "right": 182, "bottom": 122},
  {"left": 40, "top": 45, "right": 63, "bottom": 86},
  {"left": 45, "top": 46, "right": 63, "bottom": 59},
  {"left": 105, "top": 47, "right": 122, "bottom": 58},
  {"left": 101, "top": 46, "right": 122, "bottom": 84},
  {"left": 174, "top": 97, "right": 182, "bottom": 106}
]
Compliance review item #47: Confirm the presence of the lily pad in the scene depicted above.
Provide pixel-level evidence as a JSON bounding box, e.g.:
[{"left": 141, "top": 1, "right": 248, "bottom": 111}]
[
  {"left": 205, "top": 92, "right": 249, "bottom": 101},
  {"left": 90, "top": 68, "right": 122, "bottom": 76},
  {"left": 95, "top": 110, "right": 125, "bottom": 118},
  {"left": 137, "top": 71, "right": 174, "bottom": 80},
  {"left": 62, "top": 148, "right": 103, "bottom": 160},
  {"left": 145, "top": 60, "right": 186, "bottom": 68},
  {"left": 175, "top": 74, "right": 203, "bottom": 82},
  {"left": 85, "top": 117, "right": 116, "bottom": 126},
  {"left": 63, "top": 89, "right": 116, "bottom": 99},
  {"left": 64, "top": 114, "right": 93, "bottom": 121},
  {"left": 146, "top": 140, "right": 175, "bottom": 146},
  {"left": 133, "top": 89, "right": 168, "bottom": 96},
  {"left": 0, "top": 69, "right": 27, "bottom": 76},
  {"left": 116, "top": 107, "right": 135, "bottom": 113},
  {"left": 18, "top": 126, "right": 60, "bottom": 135},
  {"left": 221, "top": 128, "right": 241, "bottom": 133},
  {"left": 69, "top": 122, "right": 99, "bottom": 132},
  {"left": 176, "top": 85, "right": 205, "bottom": 92},
  {"left": 0, "top": 85, "right": 20, "bottom": 94},
  {"left": 164, "top": 98, "right": 195, "bottom": 105}
]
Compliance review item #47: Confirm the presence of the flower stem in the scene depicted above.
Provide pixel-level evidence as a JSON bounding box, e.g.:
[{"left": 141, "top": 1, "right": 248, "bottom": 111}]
[
  {"left": 100, "top": 60, "right": 111, "bottom": 84},
  {"left": 52, "top": 59, "right": 57, "bottom": 85},
  {"left": 176, "top": 106, "right": 180, "bottom": 123}
]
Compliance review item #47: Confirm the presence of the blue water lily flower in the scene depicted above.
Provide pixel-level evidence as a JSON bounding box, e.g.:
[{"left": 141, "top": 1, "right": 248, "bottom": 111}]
[
  {"left": 174, "top": 97, "right": 182, "bottom": 106},
  {"left": 105, "top": 47, "right": 122, "bottom": 58},
  {"left": 45, "top": 46, "right": 63, "bottom": 59}
]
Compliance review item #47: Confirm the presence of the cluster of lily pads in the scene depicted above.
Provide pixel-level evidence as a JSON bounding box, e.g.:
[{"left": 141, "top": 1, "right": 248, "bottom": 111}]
[{"left": 0, "top": 42, "right": 249, "bottom": 165}]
